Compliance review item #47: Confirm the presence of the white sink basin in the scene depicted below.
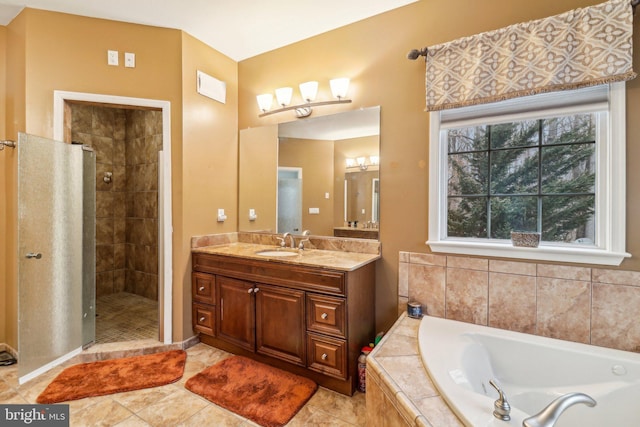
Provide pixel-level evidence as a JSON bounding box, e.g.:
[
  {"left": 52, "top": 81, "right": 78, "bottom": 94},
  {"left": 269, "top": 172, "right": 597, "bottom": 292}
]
[{"left": 255, "top": 250, "right": 299, "bottom": 258}]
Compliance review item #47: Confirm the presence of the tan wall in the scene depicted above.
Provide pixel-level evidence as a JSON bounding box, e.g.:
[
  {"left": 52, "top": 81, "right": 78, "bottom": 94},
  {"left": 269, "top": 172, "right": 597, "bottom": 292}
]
[
  {"left": 3, "top": 12, "right": 26, "bottom": 348},
  {"left": 0, "top": 25, "right": 6, "bottom": 344},
  {"left": 180, "top": 32, "right": 238, "bottom": 339},
  {"left": 279, "top": 138, "right": 334, "bottom": 235},
  {"left": 238, "top": 125, "right": 278, "bottom": 233},
  {"left": 237, "top": 0, "right": 639, "bottom": 331},
  {"left": 2, "top": 9, "right": 238, "bottom": 345}
]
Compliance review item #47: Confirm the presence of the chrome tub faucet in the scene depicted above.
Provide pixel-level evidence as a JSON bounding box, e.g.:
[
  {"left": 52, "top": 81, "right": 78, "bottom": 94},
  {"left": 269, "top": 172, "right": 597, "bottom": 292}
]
[
  {"left": 522, "top": 392, "right": 596, "bottom": 427},
  {"left": 489, "top": 379, "right": 511, "bottom": 421}
]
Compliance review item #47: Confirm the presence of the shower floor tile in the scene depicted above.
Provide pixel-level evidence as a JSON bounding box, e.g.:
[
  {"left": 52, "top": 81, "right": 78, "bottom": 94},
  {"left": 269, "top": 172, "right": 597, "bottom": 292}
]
[{"left": 95, "top": 292, "right": 158, "bottom": 344}]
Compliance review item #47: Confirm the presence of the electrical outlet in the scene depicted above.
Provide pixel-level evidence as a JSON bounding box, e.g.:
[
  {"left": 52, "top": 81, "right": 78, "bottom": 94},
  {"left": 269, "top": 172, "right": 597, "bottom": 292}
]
[
  {"left": 124, "top": 52, "right": 135, "bottom": 68},
  {"left": 107, "top": 50, "right": 119, "bottom": 66}
]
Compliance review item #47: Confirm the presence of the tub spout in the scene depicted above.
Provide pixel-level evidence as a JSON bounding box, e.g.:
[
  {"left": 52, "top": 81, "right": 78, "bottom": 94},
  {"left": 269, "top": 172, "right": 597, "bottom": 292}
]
[{"left": 522, "top": 392, "right": 596, "bottom": 427}]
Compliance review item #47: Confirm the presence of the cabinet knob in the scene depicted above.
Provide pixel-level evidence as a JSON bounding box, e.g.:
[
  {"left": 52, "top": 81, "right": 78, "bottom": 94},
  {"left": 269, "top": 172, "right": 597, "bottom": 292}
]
[
  {"left": 199, "top": 316, "right": 205, "bottom": 322},
  {"left": 198, "top": 286, "right": 205, "bottom": 292},
  {"left": 321, "top": 312, "right": 328, "bottom": 320},
  {"left": 247, "top": 288, "right": 254, "bottom": 294},
  {"left": 321, "top": 353, "right": 328, "bottom": 360},
  {"left": 254, "top": 287, "right": 260, "bottom": 293}
]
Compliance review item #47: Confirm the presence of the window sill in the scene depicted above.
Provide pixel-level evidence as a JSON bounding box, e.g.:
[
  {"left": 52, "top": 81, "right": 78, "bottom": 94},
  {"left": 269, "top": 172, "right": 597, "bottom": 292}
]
[{"left": 426, "top": 239, "right": 630, "bottom": 266}]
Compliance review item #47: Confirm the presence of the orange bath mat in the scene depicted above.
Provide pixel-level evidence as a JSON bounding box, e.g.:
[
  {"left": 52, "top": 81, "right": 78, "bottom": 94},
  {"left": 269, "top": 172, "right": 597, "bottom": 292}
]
[
  {"left": 185, "top": 356, "right": 317, "bottom": 427},
  {"left": 37, "top": 349, "right": 186, "bottom": 403}
]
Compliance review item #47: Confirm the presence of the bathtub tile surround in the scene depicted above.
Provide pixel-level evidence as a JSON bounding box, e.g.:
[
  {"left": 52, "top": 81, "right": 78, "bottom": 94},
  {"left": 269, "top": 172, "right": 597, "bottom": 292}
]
[
  {"left": 366, "top": 314, "right": 462, "bottom": 426},
  {"left": 399, "top": 251, "right": 640, "bottom": 352},
  {"left": 69, "top": 104, "right": 162, "bottom": 300}
]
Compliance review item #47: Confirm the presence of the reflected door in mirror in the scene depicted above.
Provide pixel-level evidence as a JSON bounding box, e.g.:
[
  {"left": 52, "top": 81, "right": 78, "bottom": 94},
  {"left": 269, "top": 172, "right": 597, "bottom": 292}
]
[{"left": 278, "top": 167, "right": 302, "bottom": 233}]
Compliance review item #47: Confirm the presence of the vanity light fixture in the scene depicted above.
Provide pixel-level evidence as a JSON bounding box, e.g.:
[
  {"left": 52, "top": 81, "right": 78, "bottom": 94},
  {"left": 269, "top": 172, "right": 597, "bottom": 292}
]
[{"left": 256, "top": 78, "right": 352, "bottom": 119}]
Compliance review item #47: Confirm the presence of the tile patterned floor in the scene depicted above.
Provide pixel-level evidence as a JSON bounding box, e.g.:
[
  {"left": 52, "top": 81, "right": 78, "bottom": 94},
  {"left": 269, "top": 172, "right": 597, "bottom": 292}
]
[
  {"left": 1, "top": 292, "right": 366, "bottom": 427},
  {"left": 95, "top": 292, "right": 158, "bottom": 344},
  {"left": 0, "top": 343, "right": 365, "bottom": 426}
]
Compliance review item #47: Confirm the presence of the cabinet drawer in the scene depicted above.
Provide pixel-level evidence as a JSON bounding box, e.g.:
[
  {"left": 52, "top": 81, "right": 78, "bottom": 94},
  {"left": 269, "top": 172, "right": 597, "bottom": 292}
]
[
  {"left": 307, "top": 333, "right": 347, "bottom": 380},
  {"left": 192, "top": 272, "right": 215, "bottom": 305},
  {"left": 192, "top": 303, "right": 215, "bottom": 336},
  {"left": 306, "top": 294, "right": 346, "bottom": 338},
  {"left": 193, "top": 253, "right": 345, "bottom": 295}
]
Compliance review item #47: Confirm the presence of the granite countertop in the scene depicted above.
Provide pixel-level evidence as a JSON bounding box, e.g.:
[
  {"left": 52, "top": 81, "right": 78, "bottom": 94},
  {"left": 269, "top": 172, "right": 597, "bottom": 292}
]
[{"left": 192, "top": 242, "right": 380, "bottom": 271}]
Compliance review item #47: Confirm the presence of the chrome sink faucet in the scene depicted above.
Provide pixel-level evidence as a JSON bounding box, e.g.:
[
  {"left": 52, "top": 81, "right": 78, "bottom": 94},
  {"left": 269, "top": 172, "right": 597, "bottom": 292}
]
[
  {"left": 276, "top": 232, "right": 289, "bottom": 248},
  {"left": 276, "top": 232, "right": 295, "bottom": 249},
  {"left": 298, "top": 230, "right": 311, "bottom": 251},
  {"left": 522, "top": 392, "right": 596, "bottom": 427}
]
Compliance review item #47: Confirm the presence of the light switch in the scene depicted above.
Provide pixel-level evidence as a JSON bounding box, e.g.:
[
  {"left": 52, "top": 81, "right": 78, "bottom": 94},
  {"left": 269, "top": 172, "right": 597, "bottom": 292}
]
[
  {"left": 325, "top": 192, "right": 330, "bottom": 199},
  {"left": 249, "top": 209, "right": 257, "bottom": 221},
  {"left": 217, "top": 208, "right": 227, "bottom": 222},
  {"left": 107, "top": 50, "right": 118, "bottom": 66},
  {"left": 124, "top": 52, "right": 136, "bottom": 68}
]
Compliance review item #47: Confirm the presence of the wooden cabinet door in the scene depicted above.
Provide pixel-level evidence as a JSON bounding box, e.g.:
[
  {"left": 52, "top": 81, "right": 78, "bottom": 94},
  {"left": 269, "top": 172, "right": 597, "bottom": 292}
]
[
  {"left": 255, "top": 283, "right": 306, "bottom": 366},
  {"left": 217, "top": 276, "right": 255, "bottom": 352}
]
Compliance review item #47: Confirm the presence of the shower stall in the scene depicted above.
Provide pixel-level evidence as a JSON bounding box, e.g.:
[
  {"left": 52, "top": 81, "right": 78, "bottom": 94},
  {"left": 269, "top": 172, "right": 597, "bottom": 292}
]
[{"left": 68, "top": 103, "right": 162, "bottom": 344}]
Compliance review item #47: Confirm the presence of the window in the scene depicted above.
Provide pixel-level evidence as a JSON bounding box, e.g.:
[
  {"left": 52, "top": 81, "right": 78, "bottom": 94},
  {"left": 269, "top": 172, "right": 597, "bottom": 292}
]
[{"left": 427, "top": 83, "right": 629, "bottom": 265}]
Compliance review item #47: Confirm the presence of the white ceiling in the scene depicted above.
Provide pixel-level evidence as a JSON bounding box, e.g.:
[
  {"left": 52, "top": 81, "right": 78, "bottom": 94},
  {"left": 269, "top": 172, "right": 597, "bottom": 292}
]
[{"left": 0, "top": 0, "right": 417, "bottom": 61}]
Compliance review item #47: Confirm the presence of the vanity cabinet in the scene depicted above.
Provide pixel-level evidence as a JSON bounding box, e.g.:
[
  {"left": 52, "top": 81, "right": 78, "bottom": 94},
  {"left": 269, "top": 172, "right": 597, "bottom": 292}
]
[
  {"left": 191, "top": 251, "right": 376, "bottom": 395},
  {"left": 216, "top": 276, "right": 306, "bottom": 365}
]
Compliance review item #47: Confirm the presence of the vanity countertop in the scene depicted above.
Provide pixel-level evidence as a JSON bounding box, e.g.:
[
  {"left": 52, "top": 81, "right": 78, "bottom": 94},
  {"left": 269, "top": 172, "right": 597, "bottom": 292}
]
[{"left": 192, "top": 242, "right": 380, "bottom": 271}]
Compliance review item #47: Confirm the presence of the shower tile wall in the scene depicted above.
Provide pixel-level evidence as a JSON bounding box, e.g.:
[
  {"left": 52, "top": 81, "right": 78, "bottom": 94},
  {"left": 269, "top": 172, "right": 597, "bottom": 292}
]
[
  {"left": 124, "top": 109, "right": 162, "bottom": 300},
  {"left": 70, "top": 104, "right": 161, "bottom": 300}
]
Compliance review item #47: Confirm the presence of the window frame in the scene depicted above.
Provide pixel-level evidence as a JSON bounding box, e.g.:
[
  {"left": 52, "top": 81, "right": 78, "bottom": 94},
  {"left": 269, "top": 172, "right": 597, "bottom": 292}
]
[{"left": 427, "top": 83, "right": 629, "bottom": 266}]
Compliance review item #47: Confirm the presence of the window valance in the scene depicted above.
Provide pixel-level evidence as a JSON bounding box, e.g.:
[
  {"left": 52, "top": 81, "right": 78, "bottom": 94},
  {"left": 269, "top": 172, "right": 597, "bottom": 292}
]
[{"left": 425, "top": 0, "right": 636, "bottom": 111}]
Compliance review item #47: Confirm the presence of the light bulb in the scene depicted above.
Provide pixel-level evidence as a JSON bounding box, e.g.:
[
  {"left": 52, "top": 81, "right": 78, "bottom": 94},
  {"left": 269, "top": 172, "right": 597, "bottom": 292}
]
[
  {"left": 256, "top": 94, "right": 273, "bottom": 112},
  {"left": 299, "top": 81, "right": 318, "bottom": 103},
  {"left": 275, "top": 87, "right": 293, "bottom": 107},
  {"left": 330, "top": 78, "right": 350, "bottom": 99}
]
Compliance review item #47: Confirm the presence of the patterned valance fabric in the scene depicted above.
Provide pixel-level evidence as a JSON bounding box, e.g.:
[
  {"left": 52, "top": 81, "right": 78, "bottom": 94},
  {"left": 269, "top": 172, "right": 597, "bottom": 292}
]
[{"left": 426, "top": 0, "right": 636, "bottom": 111}]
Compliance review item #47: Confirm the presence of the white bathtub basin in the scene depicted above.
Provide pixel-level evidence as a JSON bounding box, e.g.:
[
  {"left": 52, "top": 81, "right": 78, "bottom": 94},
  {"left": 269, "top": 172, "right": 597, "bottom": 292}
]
[{"left": 418, "top": 315, "right": 640, "bottom": 426}]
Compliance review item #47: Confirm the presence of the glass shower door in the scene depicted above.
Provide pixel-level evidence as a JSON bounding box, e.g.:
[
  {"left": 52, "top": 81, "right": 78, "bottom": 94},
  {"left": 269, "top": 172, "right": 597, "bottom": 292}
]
[{"left": 17, "top": 133, "right": 90, "bottom": 383}]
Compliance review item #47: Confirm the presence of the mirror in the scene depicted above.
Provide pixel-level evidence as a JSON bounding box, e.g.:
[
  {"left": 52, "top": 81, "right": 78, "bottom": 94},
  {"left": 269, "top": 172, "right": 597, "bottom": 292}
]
[{"left": 239, "top": 106, "right": 380, "bottom": 239}]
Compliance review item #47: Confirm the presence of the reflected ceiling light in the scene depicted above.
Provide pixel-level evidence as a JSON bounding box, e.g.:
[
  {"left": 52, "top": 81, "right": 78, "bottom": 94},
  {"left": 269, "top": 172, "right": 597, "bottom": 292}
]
[
  {"left": 275, "top": 87, "right": 293, "bottom": 107},
  {"left": 346, "top": 154, "right": 378, "bottom": 171},
  {"left": 257, "top": 78, "right": 352, "bottom": 119}
]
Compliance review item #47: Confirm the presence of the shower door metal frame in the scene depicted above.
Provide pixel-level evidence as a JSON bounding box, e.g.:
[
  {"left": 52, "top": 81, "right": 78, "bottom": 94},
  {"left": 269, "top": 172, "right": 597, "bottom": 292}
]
[{"left": 53, "top": 90, "right": 173, "bottom": 345}]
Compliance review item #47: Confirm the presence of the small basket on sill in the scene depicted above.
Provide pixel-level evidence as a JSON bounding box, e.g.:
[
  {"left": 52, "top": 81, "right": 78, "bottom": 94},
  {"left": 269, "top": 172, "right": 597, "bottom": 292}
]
[{"left": 510, "top": 231, "right": 541, "bottom": 248}]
